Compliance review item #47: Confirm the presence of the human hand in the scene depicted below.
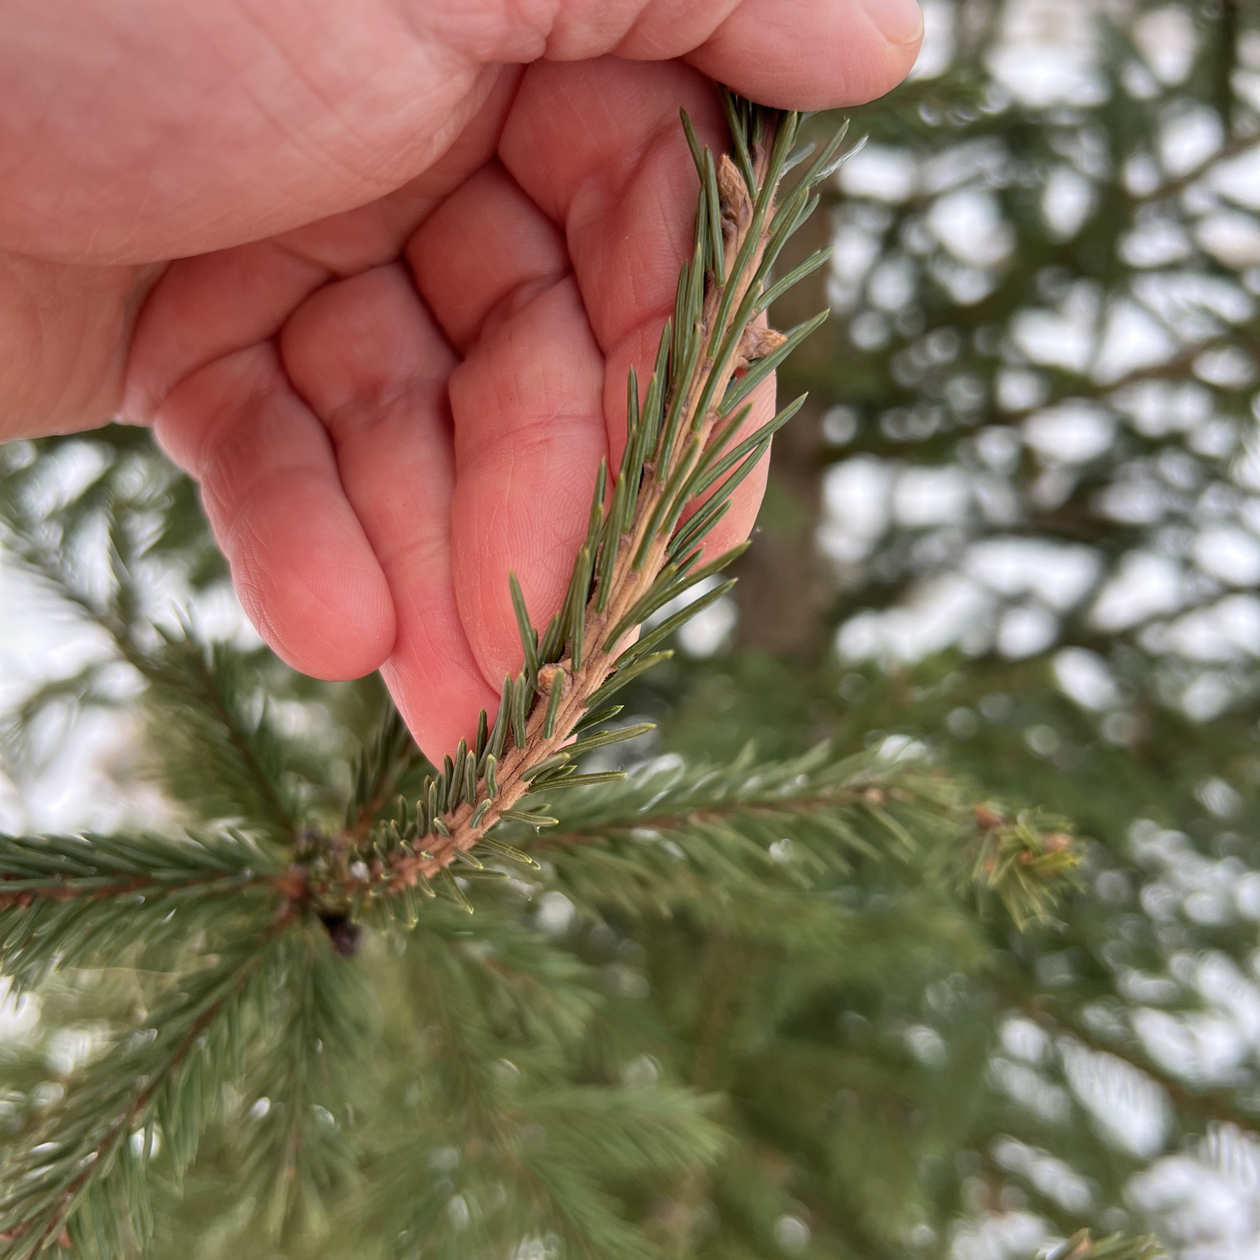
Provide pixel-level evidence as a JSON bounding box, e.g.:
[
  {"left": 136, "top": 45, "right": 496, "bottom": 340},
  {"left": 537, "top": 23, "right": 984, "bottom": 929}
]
[{"left": 0, "top": 0, "right": 921, "bottom": 757}]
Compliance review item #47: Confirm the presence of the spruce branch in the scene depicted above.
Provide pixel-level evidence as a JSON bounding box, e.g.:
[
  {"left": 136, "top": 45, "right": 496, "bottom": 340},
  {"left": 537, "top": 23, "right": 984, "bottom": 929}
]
[
  {"left": 326, "top": 94, "right": 863, "bottom": 919},
  {"left": 0, "top": 524, "right": 300, "bottom": 843},
  {"left": 341, "top": 706, "right": 426, "bottom": 843},
  {"left": 0, "top": 441, "right": 302, "bottom": 844},
  {"left": 141, "top": 631, "right": 299, "bottom": 842},
  {"left": 516, "top": 742, "right": 1080, "bottom": 930},
  {"left": 0, "top": 924, "right": 288, "bottom": 1259},
  {"left": 233, "top": 935, "right": 370, "bottom": 1238},
  {"left": 0, "top": 830, "right": 278, "bottom": 993},
  {"left": 331, "top": 919, "right": 720, "bottom": 1260}
]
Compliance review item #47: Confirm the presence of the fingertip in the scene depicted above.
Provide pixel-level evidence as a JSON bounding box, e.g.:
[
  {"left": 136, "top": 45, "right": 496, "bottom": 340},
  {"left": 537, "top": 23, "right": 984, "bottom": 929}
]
[
  {"left": 229, "top": 492, "right": 398, "bottom": 681},
  {"left": 241, "top": 587, "right": 395, "bottom": 682},
  {"left": 155, "top": 343, "right": 398, "bottom": 684},
  {"left": 861, "top": 0, "right": 926, "bottom": 47},
  {"left": 382, "top": 658, "right": 500, "bottom": 765}
]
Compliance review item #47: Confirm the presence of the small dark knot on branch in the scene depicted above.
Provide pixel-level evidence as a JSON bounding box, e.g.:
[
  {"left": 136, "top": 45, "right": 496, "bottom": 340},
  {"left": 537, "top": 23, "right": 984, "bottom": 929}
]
[{"left": 318, "top": 910, "right": 363, "bottom": 957}]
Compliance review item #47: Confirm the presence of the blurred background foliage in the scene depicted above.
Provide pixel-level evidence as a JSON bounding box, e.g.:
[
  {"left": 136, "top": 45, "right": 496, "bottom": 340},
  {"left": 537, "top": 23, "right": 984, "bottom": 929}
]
[{"left": 3, "top": 0, "right": 1260, "bottom": 1255}]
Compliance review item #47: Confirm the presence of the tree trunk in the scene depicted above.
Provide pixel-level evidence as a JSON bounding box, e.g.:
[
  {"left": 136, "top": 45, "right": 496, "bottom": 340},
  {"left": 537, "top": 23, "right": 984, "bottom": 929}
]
[{"left": 733, "top": 196, "right": 833, "bottom": 658}]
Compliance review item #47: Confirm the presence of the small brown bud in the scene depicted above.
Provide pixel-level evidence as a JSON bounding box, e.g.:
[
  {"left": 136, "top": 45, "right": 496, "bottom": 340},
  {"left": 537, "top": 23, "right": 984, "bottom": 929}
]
[
  {"left": 733, "top": 324, "right": 788, "bottom": 372},
  {"left": 1043, "top": 832, "right": 1074, "bottom": 854},
  {"left": 275, "top": 865, "right": 308, "bottom": 903},
  {"left": 863, "top": 787, "right": 886, "bottom": 805},
  {"left": 717, "top": 153, "right": 751, "bottom": 233},
  {"left": 974, "top": 805, "right": 1004, "bottom": 830},
  {"left": 538, "top": 663, "right": 567, "bottom": 695},
  {"left": 1065, "top": 1233, "right": 1093, "bottom": 1260}
]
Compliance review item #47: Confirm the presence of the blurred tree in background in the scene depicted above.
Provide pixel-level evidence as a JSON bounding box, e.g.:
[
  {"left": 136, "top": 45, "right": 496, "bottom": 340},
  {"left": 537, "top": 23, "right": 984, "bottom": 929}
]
[{"left": 1, "top": 1, "right": 1260, "bottom": 1256}]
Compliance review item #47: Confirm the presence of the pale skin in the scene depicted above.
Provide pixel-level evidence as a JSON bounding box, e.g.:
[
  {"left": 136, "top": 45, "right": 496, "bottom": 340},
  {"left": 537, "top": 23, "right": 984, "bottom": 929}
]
[{"left": 0, "top": 0, "right": 922, "bottom": 757}]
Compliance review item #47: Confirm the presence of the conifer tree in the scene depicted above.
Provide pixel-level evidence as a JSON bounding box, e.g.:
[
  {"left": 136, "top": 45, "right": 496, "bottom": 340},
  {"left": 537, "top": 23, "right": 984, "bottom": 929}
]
[{"left": 2, "top": 2, "right": 1255, "bottom": 1256}]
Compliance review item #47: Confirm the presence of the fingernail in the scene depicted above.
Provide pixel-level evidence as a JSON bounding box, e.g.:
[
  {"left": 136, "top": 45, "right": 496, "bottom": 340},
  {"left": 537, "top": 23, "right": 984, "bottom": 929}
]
[{"left": 859, "top": 0, "right": 924, "bottom": 46}]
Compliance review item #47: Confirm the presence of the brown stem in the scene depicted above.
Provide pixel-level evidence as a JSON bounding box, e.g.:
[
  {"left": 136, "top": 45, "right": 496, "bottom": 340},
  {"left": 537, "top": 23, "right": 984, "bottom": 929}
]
[
  {"left": 525, "top": 789, "right": 921, "bottom": 850},
  {"left": 0, "top": 871, "right": 269, "bottom": 910}
]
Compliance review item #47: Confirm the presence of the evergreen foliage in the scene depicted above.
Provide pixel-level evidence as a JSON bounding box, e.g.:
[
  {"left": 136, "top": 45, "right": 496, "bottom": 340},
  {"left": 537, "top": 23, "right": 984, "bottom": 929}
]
[
  {"left": 1, "top": 2, "right": 1257, "bottom": 1256},
  {"left": 0, "top": 94, "right": 1082, "bottom": 1256}
]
